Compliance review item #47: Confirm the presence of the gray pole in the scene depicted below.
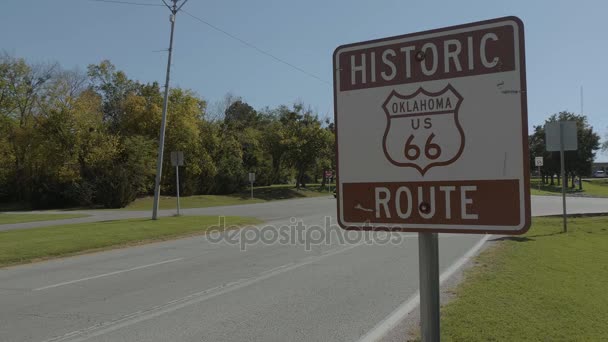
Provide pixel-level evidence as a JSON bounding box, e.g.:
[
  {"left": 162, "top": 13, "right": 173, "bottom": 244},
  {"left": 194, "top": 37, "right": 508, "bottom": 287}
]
[
  {"left": 580, "top": 86, "right": 584, "bottom": 115},
  {"left": 419, "top": 232, "right": 440, "bottom": 342},
  {"left": 560, "top": 122, "right": 567, "bottom": 233},
  {"left": 250, "top": 181, "right": 253, "bottom": 200},
  {"left": 152, "top": 1, "right": 180, "bottom": 220},
  {"left": 176, "top": 165, "right": 180, "bottom": 216}
]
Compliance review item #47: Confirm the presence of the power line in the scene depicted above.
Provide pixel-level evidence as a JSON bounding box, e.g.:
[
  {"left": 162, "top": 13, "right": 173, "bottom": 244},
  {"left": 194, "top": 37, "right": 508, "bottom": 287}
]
[
  {"left": 89, "top": 0, "right": 330, "bottom": 86},
  {"left": 181, "top": 10, "right": 330, "bottom": 86},
  {"left": 89, "top": 0, "right": 164, "bottom": 7}
]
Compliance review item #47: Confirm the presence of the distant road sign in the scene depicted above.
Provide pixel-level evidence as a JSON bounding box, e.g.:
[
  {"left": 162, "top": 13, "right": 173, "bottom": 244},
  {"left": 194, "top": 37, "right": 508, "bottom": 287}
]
[
  {"left": 535, "top": 157, "right": 543, "bottom": 167},
  {"left": 248, "top": 172, "right": 256, "bottom": 183},
  {"left": 325, "top": 170, "right": 333, "bottom": 178},
  {"left": 334, "top": 17, "right": 530, "bottom": 234},
  {"left": 170, "top": 151, "right": 184, "bottom": 166},
  {"left": 545, "top": 121, "right": 577, "bottom": 151}
]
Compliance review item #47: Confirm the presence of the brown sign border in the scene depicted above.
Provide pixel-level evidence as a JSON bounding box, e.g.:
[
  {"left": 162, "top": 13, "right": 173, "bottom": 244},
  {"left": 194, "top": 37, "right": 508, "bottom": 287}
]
[{"left": 333, "top": 16, "right": 531, "bottom": 235}]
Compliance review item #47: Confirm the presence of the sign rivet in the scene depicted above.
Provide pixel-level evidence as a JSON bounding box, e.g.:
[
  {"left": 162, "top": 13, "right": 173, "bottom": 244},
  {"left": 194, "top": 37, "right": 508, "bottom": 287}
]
[{"left": 415, "top": 51, "right": 426, "bottom": 61}]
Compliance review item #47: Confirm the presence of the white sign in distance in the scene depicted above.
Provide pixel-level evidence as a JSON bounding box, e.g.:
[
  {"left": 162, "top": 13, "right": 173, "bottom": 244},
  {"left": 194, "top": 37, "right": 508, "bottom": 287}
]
[
  {"left": 545, "top": 121, "right": 577, "bottom": 152},
  {"left": 248, "top": 172, "right": 256, "bottom": 183},
  {"left": 333, "top": 17, "right": 531, "bottom": 234},
  {"left": 171, "top": 151, "right": 184, "bottom": 167}
]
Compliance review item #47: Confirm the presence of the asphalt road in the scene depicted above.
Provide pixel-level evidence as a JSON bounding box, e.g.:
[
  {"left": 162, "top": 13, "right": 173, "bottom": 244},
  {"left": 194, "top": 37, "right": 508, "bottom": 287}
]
[
  {"left": 0, "top": 195, "right": 606, "bottom": 342},
  {"left": 2, "top": 194, "right": 608, "bottom": 232}
]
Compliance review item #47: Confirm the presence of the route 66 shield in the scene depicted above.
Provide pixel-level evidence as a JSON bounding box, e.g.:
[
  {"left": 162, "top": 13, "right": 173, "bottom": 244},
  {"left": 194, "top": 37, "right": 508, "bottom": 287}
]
[{"left": 382, "top": 85, "right": 465, "bottom": 175}]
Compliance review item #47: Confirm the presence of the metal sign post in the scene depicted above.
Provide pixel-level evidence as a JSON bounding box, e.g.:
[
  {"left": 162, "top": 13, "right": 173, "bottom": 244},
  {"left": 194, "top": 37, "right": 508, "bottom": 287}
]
[
  {"left": 176, "top": 164, "right": 180, "bottom": 216},
  {"left": 535, "top": 157, "right": 543, "bottom": 190},
  {"left": 171, "top": 151, "right": 184, "bottom": 216},
  {"left": 419, "top": 232, "right": 440, "bottom": 342},
  {"left": 325, "top": 171, "right": 332, "bottom": 193},
  {"left": 538, "top": 165, "right": 541, "bottom": 190},
  {"left": 546, "top": 121, "right": 577, "bottom": 233},
  {"left": 248, "top": 173, "right": 255, "bottom": 199}
]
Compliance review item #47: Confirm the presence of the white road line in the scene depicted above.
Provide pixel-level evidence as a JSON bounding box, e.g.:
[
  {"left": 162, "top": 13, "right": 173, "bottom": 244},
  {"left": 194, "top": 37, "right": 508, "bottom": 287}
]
[
  {"left": 41, "top": 243, "right": 363, "bottom": 342},
  {"left": 34, "top": 258, "right": 184, "bottom": 291},
  {"left": 357, "top": 234, "right": 492, "bottom": 342}
]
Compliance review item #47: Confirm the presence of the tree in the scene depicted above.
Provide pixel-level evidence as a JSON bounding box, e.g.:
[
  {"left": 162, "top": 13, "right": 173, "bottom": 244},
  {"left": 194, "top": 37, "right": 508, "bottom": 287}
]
[
  {"left": 529, "top": 125, "right": 558, "bottom": 185},
  {"left": 224, "top": 99, "right": 258, "bottom": 129},
  {"left": 94, "top": 136, "right": 156, "bottom": 208},
  {"left": 162, "top": 88, "right": 207, "bottom": 196},
  {"left": 539, "top": 112, "right": 600, "bottom": 190},
  {"left": 261, "top": 112, "right": 290, "bottom": 184},
  {"left": 282, "top": 104, "right": 331, "bottom": 189},
  {"left": 87, "top": 60, "right": 138, "bottom": 132},
  {"left": 0, "top": 55, "right": 343, "bottom": 208},
  {"left": 0, "top": 54, "right": 58, "bottom": 203},
  {"left": 213, "top": 133, "right": 245, "bottom": 194}
]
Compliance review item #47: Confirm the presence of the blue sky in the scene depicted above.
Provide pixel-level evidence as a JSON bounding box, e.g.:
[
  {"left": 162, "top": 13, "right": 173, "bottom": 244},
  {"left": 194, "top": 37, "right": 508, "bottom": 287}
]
[{"left": 1, "top": 0, "right": 607, "bottom": 160}]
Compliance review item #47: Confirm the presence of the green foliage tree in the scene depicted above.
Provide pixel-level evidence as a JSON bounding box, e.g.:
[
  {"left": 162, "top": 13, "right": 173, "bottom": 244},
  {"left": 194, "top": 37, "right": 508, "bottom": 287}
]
[
  {"left": 531, "top": 112, "right": 601, "bottom": 190},
  {"left": 224, "top": 99, "right": 257, "bottom": 129},
  {"left": 282, "top": 104, "right": 331, "bottom": 189},
  {"left": 0, "top": 55, "right": 340, "bottom": 209}
]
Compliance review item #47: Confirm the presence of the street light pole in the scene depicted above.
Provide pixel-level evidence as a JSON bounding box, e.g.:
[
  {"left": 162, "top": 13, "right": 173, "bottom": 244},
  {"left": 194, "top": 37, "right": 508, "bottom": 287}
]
[{"left": 152, "top": 0, "right": 188, "bottom": 220}]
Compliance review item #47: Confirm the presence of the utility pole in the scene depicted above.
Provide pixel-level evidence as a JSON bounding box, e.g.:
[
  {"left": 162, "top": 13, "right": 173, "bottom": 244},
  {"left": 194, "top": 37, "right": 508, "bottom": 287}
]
[
  {"left": 580, "top": 86, "right": 584, "bottom": 115},
  {"left": 152, "top": 0, "right": 189, "bottom": 220}
]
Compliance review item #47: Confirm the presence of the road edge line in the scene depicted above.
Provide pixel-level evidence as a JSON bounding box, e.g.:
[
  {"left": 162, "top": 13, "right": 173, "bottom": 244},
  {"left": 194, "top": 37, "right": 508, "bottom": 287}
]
[{"left": 357, "top": 234, "right": 492, "bottom": 342}]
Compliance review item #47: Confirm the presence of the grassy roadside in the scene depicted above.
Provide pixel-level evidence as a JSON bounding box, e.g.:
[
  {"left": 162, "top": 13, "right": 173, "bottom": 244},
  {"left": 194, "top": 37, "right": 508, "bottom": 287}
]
[
  {"left": 437, "top": 216, "right": 608, "bottom": 341},
  {"left": 0, "top": 184, "right": 334, "bottom": 212},
  {"left": 122, "top": 184, "right": 334, "bottom": 211},
  {"left": 0, "top": 213, "right": 89, "bottom": 225},
  {"left": 0, "top": 215, "right": 260, "bottom": 268},
  {"left": 530, "top": 178, "right": 608, "bottom": 197}
]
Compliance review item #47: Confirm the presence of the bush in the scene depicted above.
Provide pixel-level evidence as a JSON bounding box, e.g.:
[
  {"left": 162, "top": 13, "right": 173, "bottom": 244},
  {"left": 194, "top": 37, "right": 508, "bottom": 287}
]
[{"left": 93, "top": 136, "right": 156, "bottom": 208}]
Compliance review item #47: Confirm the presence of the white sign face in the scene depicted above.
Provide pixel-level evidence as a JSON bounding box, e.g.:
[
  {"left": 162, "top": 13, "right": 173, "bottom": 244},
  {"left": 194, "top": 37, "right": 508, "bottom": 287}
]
[
  {"left": 249, "top": 172, "right": 256, "bottom": 182},
  {"left": 545, "top": 121, "right": 577, "bottom": 152},
  {"left": 535, "top": 157, "right": 544, "bottom": 167},
  {"left": 333, "top": 17, "right": 530, "bottom": 234}
]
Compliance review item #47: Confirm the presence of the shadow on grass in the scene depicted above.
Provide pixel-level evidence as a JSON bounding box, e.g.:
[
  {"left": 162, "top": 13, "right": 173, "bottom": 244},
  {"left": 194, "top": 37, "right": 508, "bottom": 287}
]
[
  {"left": 0, "top": 202, "right": 32, "bottom": 212},
  {"left": 230, "top": 186, "right": 330, "bottom": 201},
  {"left": 527, "top": 231, "right": 566, "bottom": 238},
  {"left": 1, "top": 185, "right": 334, "bottom": 212},
  {"left": 490, "top": 236, "right": 535, "bottom": 242}
]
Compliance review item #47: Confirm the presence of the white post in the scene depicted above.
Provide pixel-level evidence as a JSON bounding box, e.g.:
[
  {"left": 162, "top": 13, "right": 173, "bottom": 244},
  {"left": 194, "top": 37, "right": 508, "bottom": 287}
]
[{"left": 176, "top": 165, "right": 180, "bottom": 216}]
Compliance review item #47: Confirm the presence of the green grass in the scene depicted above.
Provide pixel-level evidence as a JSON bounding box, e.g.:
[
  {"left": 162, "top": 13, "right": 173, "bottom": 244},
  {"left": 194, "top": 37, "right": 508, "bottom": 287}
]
[
  {"left": 0, "top": 184, "right": 335, "bottom": 212},
  {"left": 0, "top": 215, "right": 260, "bottom": 268},
  {"left": 0, "top": 213, "right": 89, "bottom": 225},
  {"left": 438, "top": 216, "right": 608, "bottom": 341},
  {"left": 122, "top": 184, "right": 334, "bottom": 211},
  {"left": 530, "top": 177, "right": 608, "bottom": 197}
]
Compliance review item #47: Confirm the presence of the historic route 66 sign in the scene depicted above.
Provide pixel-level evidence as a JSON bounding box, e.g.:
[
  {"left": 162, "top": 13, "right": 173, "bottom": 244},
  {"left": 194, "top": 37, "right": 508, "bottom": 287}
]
[
  {"left": 382, "top": 85, "right": 464, "bottom": 175},
  {"left": 333, "top": 17, "right": 530, "bottom": 234}
]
